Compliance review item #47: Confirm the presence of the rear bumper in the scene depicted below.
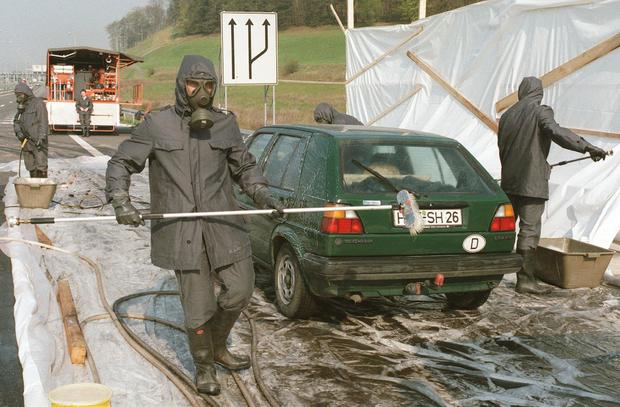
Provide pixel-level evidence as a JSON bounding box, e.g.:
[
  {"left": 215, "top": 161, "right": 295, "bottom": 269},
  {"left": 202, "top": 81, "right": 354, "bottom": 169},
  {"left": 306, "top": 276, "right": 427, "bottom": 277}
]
[{"left": 301, "top": 252, "right": 522, "bottom": 297}]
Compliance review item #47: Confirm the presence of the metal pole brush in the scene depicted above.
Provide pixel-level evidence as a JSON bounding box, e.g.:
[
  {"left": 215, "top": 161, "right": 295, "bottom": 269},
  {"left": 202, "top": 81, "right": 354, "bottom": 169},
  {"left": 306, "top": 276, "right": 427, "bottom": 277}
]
[
  {"left": 9, "top": 190, "right": 425, "bottom": 235},
  {"left": 550, "top": 150, "right": 614, "bottom": 168}
]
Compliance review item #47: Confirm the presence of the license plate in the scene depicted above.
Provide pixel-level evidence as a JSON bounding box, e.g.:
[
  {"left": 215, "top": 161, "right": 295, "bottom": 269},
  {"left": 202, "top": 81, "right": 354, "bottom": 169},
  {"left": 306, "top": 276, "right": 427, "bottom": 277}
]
[{"left": 393, "top": 209, "right": 463, "bottom": 228}]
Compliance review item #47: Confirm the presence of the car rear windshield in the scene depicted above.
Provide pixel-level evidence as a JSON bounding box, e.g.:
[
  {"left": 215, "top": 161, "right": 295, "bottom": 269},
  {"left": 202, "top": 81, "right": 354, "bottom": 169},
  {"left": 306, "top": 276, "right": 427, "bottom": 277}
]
[{"left": 339, "top": 140, "right": 492, "bottom": 194}]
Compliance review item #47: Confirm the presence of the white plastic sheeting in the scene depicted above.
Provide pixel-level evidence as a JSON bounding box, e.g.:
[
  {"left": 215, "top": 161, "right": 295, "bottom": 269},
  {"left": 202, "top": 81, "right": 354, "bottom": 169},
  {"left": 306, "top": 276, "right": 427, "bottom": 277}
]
[
  {"left": 0, "top": 157, "right": 192, "bottom": 407},
  {"left": 346, "top": 0, "right": 620, "bottom": 250}
]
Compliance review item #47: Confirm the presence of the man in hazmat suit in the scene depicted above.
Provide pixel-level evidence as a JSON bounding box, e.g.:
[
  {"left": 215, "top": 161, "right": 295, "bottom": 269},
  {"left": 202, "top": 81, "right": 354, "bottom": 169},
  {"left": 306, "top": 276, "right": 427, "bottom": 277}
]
[
  {"left": 497, "top": 76, "right": 607, "bottom": 294},
  {"left": 13, "top": 82, "right": 48, "bottom": 178},
  {"left": 105, "top": 55, "right": 283, "bottom": 396},
  {"left": 314, "top": 102, "right": 363, "bottom": 125}
]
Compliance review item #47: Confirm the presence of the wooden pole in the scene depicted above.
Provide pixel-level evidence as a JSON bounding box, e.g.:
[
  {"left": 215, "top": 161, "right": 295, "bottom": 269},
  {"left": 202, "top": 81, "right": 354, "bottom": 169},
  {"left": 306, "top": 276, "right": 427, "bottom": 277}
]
[
  {"left": 330, "top": 4, "right": 346, "bottom": 34},
  {"left": 496, "top": 32, "right": 620, "bottom": 113},
  {"left": 367, "top": 84, "right": 423, "bottom": 125},
  {"left": 57, "top": 280, "right": 87, "bottom": 365},
  {"left": 346, "top": 26, "right": 424, "bottom": 84},
  {"left": 347, "top": 0, "right": 354, "bottom": 29},
  {"left": 407, "top": 51, "right": 498, "bottom": 133},
  {"left": 419, "top": 0, "right": 427, "bottom": 19}
]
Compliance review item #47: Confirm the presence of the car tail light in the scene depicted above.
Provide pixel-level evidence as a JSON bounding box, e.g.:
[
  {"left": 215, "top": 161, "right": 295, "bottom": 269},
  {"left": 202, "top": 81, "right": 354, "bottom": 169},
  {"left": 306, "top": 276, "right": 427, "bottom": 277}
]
[
  {"left": 490, "top": 204, "right": 516, "bottom": 232},
  {"left": 321, "top": 203, "right": 364, "bottom": 234}
]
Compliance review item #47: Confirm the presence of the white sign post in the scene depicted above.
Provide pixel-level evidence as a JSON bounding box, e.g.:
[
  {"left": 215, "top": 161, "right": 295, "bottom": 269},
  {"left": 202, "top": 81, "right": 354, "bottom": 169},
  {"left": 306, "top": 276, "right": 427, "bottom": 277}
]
[{"left": 221, "top": 11, "right": 278, "bottom": 125}]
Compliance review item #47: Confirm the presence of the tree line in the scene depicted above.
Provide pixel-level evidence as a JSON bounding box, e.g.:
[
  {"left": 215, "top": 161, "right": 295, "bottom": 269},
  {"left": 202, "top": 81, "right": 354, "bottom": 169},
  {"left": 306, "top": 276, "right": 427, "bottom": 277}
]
[{"left": 107, "top": 0, "right": 481, "bottom": 50}]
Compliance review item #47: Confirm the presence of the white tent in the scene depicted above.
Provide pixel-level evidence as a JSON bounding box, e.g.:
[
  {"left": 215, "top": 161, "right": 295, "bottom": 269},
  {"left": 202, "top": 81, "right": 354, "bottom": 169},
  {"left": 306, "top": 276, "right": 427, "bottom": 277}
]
[{"left": 346, "top": 0, "right": 620, "bottom": 249}]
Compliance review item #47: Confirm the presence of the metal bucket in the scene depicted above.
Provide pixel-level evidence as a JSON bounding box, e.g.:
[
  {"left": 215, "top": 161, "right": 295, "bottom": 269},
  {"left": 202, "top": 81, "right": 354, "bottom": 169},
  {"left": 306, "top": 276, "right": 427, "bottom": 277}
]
[
  {"left": 535, "top": 238, "right": 614, "bottom": 289},
  {"left": 14, "top": 177, "right": 57, "bottom": 209}
]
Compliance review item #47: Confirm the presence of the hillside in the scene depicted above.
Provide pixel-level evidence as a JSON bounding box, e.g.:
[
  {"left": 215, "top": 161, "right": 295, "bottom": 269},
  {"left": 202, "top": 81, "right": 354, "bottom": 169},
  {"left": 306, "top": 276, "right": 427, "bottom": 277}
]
[{"left": 121, "top": 26, "right": 346, "bottom": 129}]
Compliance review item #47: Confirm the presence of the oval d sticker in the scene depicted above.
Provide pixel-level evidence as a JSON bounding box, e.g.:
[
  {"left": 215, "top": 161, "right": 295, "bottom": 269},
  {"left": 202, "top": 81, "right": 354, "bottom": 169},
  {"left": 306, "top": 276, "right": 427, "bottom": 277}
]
[{"left": 463, "top": 234, "right": 486, "bottom": 253}]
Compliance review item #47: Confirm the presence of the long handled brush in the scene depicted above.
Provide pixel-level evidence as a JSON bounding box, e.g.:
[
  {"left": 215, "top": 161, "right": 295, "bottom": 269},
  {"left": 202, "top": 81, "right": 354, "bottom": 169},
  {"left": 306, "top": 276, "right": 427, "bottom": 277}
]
[
  {"left": 9, "top": 190, "right": 425, "bottom": 235},
  {"left": 550, "top": 150, "right": 613, "bottom": 169}
]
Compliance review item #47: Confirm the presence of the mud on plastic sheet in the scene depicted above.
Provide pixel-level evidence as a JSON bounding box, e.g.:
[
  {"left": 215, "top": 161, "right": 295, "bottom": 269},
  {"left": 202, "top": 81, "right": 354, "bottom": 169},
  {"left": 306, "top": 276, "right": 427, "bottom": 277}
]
[{"left": 3, "top": 156, "right": 620, "bottom": 406}]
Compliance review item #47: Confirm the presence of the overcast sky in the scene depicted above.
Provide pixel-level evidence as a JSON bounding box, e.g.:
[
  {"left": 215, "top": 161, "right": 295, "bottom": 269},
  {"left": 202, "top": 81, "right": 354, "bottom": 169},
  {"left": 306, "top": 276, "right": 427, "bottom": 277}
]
[{"left": 0, "top": 0, "right": 152, "bottom": 71}]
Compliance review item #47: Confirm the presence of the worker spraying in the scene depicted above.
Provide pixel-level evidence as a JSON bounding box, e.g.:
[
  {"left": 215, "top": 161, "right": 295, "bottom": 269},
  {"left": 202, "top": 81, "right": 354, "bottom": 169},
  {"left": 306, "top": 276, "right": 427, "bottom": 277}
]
[
  {"left": 497, "top": 76, "right": 607, "bottom": 294},
  {"left": 105, "top": 55, "right": 283, "bottom": 396},
  {"left": 13, "top": 82, "right": 48, "bottom": 178},
  {"left": 313, "top": 102, "right": 363, "bottom": 125}
]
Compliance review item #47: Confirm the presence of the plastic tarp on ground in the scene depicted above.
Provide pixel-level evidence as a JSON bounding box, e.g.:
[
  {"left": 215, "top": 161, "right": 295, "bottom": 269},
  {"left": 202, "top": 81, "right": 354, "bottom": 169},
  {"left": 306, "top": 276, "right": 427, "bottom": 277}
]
[{"left": 346, "top": 0, "right": 620, "bottom": 251}]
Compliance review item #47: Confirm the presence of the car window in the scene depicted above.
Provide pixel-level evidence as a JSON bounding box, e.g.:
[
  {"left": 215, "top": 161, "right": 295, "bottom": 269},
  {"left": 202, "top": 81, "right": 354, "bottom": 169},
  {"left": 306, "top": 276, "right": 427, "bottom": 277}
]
[
  {"left": 264, "top": 135, "right": 304, "bottom": 189},
  {"left": 339, "top": 140, "right": 491, "bottom": 194},
  {"left": 247, "top": 133, "right": 273, "bottom": 162},
  {"left": 281, "top": 140, "right": 305, "bottom": 190}
]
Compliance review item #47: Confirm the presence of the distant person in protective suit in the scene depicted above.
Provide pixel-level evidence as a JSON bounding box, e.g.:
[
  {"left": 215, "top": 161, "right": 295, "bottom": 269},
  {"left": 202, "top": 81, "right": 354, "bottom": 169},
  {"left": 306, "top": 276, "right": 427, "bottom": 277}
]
[
  {"left": 75, "top": 89, "right": 93, "bottom": 137},
  {"left": 105, "top": 55, "right": 283, "bottom": 396},
  {"left": 13, "top": 82, "right": 48, "bottom": 178},
  {"left": 314, "top": 102, "right": 363, "bottom": 125},
  {"left": 498, "top": 76, "right": 607, "bottom": 294}
]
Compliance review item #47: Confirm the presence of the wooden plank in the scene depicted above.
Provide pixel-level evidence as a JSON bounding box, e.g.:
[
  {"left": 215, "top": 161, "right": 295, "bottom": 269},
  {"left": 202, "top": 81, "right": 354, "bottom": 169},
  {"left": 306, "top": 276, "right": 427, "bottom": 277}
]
[
  {"left": 407, "top": 51, "right": 499, "bottom": 133},
  {"left": 347, "top": 26, "right": 424, "bottom": 84},
  {"left": 570, "top": 127, "right": 620, "bottom": 140},
  {"left": 57, "top": 280, "right": 87, "bottom": 365},
  {"left": 496, "top": 32, "right": 620, "bottom": 113},
  {"left": 34, "top": 225, "right": 53, "bottom": 247},
  {"left": 367, "top": 84, "right": 423, "bottom": 125}
]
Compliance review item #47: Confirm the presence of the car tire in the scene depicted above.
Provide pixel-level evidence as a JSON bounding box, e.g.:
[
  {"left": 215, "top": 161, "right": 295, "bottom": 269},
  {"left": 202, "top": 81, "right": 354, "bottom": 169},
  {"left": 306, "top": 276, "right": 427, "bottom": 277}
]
[
  {"left": 445, "top": 290, "right": 491, "bottom": 310},
  {"left": 274, "top": 244, "right": 318, "bottom": 319}
]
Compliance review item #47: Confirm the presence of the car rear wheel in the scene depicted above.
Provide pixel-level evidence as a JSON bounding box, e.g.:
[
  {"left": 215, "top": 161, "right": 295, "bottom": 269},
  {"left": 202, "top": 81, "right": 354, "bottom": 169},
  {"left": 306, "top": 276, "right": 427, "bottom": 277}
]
[
  {"left": 274, "top": 244, "right": 318, "bottom": 319},
  {"left": 445, "top": 290, "right": 491, "bottom": 310}
]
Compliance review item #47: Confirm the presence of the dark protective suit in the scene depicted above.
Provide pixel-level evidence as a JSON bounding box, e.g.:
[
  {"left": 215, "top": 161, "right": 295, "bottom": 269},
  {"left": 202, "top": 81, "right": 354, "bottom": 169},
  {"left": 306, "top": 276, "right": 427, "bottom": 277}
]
[
  {"left": 75, "top": 94, "right": 93, "bottom": 136},
  {"left": 497, "top": 77, "right": 595, "bottom": 251},
  {"left": 105, "top": 55, "right": 267, "bottom": 327},
  {"left": 314, "top": 102, "right": 363, "bottom": 125},
  {"left": 498, "top": 76, "right": 602, "bottom": 294},
  {"left": 13, "top": 83, "right": 48, "bottom": 177}
]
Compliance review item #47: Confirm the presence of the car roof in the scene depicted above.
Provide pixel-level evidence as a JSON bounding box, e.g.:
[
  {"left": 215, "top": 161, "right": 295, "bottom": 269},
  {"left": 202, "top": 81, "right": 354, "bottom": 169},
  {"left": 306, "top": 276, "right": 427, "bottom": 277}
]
[{"left": 255, "top": 124, "right": 460, "bottom": 145}]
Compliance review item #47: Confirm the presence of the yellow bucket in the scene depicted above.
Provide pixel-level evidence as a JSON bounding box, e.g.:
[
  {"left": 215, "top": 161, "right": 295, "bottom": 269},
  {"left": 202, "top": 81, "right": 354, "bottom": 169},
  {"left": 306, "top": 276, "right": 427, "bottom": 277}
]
[{"left": 49, "top": 383, "right": 112, "bottom": 407}]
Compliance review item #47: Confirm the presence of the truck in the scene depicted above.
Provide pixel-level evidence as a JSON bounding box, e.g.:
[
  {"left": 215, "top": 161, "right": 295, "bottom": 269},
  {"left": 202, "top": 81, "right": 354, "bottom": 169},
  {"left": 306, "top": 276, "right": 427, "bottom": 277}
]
[{"left": 45, "top": 47, "right": 143, "bottom": 133}]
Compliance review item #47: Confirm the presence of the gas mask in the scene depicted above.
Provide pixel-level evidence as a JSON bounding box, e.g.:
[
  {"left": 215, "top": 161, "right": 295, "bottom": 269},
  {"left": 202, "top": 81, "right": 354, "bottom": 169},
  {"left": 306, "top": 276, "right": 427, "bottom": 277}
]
[
  {"left": 15, "top": 93, "right": 27, "bottom": 113},
  {"left": 186, "top": 78, "right": 216, "bottom": 130}
]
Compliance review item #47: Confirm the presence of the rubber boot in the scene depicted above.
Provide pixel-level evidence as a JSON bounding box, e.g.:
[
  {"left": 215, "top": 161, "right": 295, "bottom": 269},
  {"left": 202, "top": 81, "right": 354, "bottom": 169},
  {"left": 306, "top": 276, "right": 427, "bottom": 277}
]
[
  {"left": 85, "top": 127, "right": 90, "bottom": 138},
  {"left": 515, "top": 249, "right": 551, "bottom": 294},
  {"left": 81, "top": 126, "right": 86, "bottom": 137},
  {"left": 29, "top": 170, "right": 37, "bottom": 178},
  {"left": 210, "top": 310, "right": 251, "bottom": 370},
  {"left": 187, "top": 325, "right": 220, "bottom": 396}
]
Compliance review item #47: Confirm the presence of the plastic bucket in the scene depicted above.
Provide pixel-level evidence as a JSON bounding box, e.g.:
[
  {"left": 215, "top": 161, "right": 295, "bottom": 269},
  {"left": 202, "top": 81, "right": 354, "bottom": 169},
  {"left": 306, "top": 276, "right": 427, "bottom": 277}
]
[
  {"left": 535, "top": 238, "right": 614, "bottom": 289},
  {"left": 49, "top": 383, "right": 112, "bottom": 407},
  {"left": 14, "top": 177, "right": 57, "bottom": 209}
]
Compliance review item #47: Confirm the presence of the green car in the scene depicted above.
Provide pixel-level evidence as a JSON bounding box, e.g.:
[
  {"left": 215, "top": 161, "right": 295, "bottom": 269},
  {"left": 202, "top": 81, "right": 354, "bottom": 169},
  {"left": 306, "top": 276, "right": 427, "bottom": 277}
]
[{"left": 236, "top": 125, "right": 522, "bottom": 318}]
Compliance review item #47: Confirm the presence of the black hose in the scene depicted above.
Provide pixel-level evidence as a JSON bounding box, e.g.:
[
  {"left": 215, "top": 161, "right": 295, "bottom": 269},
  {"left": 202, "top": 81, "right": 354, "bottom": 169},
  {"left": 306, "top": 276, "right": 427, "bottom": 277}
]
[
  {"left": 111, "top": 291, "right": 217, "bottom": 407},
  {"left": 113, "top": 291, "right": 281, "bottom": 407}
]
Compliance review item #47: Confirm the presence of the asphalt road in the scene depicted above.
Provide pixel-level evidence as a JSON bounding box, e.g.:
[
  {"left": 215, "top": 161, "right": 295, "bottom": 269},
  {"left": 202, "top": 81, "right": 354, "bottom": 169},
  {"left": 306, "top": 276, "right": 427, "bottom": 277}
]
[{"left": 0, "top": 87, "right": 127, "bottom": 406}]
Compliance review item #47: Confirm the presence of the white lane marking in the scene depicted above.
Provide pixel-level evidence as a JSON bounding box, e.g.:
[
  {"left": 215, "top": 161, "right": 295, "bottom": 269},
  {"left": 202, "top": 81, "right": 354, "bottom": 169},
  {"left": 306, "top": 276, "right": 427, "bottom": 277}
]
[
  {"left": 68, "top": 134, "right": 105, "bottom": 157},
  {"left": 0, "top": 104, "right": 5, "bottom": 108}
]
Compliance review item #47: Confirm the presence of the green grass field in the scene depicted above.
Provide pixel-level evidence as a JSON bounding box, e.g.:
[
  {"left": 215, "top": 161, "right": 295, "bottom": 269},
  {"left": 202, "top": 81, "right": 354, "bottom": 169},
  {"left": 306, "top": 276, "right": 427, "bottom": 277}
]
[{"left": 121, "top": 26, "right": 346, "bottom": 129}]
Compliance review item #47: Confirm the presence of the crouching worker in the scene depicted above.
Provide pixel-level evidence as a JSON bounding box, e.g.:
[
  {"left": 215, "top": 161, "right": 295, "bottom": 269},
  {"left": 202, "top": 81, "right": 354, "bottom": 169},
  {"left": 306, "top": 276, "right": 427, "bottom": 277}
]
[
  {"left": 105, "top": 55, "right": 284, "bottom": 396},
  {"left": 313, "top": 102, "right": 363, "bottom": 125},
  {"left": 14, "top": 82, "right": 48, "bottom": 178}
]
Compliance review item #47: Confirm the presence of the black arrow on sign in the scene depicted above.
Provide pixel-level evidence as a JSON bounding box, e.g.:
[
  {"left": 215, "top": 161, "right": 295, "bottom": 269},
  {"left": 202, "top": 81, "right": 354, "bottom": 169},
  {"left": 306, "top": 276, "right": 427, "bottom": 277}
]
[
  {"left": 246, "top": 18, "right": 270, "bottom": 80},
  {"left": 228, "top": 18, "right": 237, "bottom": 79}
]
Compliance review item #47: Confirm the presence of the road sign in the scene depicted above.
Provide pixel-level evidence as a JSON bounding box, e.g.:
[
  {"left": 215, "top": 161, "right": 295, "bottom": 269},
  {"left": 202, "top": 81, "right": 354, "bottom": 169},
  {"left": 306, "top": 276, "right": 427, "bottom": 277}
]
[{"left": 221, "top": 12, "right": 278, "bottom": 85}]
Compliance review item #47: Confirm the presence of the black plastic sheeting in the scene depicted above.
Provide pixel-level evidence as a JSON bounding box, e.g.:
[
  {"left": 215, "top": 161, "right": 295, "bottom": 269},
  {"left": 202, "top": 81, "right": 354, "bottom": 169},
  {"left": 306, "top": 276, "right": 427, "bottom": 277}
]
[{"left": 121, "top": 269, "right": 620, "bottom": 407}]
